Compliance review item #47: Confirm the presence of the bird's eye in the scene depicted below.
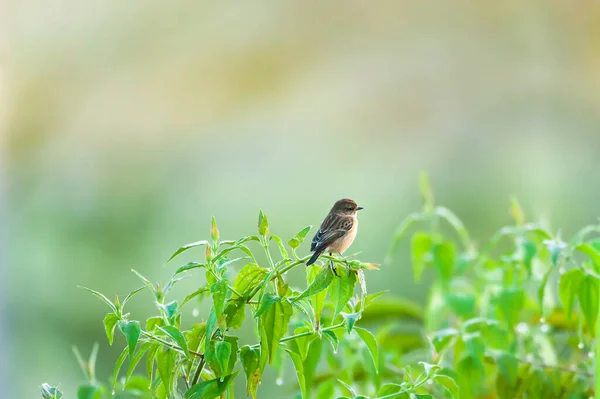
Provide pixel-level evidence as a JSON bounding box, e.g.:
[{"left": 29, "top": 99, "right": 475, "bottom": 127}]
[{"left": 347, "top": 207, "right": 354, "bottom": 211}]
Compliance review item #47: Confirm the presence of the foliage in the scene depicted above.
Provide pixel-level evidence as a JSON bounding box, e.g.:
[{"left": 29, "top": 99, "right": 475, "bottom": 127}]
[
  {"left": 41, "top": 174, "right": 600, "bottom": 398},
  {"left": 42, "top": 209, "right": 451, "bottom": 398}
]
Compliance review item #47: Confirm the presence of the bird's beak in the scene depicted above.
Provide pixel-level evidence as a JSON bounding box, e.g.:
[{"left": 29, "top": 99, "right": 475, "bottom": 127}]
[{"left": 357, "top": 206, "right": 364, "bottom": 211}]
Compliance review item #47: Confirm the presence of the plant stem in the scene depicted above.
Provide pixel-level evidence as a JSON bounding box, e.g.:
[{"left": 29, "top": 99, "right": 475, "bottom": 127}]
[
  {"left": 247, "top": 322, "right": 345, "bottom": 350},
  {"left": 191, "top": 357, "right": 206, "bottom": 387},
  {"left": 140, "top": 330, "right": 203, "bottom": 358},
  {"left": 207, "top": 268, "right": 243, "bottom": 297}
]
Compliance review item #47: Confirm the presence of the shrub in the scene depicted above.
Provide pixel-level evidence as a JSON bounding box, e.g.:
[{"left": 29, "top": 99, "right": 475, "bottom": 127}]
[{"left": 42, "top": 175, "right": 599, "bottom": 398}]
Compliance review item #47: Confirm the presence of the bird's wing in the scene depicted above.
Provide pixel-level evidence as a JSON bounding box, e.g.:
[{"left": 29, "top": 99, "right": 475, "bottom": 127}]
[{"left": 310, "top": 214, "right": 354, "bottom": 253}]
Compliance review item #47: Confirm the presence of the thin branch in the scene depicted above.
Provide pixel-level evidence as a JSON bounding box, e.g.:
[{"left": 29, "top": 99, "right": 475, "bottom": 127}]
[
  {"left": 248, "top": 322, "right": 345, "bottom": 350},
  {"left": 140, "top": 330, "right": 203, "bottom": 358}
]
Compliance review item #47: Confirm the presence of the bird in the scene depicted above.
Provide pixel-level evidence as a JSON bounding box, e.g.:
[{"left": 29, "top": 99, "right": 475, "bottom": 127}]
[{"left": 306, "top": 198, "right": 363, "bottom": 267}]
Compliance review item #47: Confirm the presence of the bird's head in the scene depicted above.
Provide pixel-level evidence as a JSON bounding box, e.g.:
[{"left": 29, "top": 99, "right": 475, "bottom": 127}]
[{"left": 331, "top": 198, "right": 363, "bottom": 215}]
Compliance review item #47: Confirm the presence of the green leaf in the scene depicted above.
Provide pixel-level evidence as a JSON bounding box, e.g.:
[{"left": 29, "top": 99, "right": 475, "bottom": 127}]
[
  {"left": 290, "top": 326, "right": 315, "bottom": 360},
  {"left": 185, "top": 323, "right": 206, "bottom": 354},
  {"left": 559, "top": 268, "right": 584, "bottom": 320},
  {"left": 172, "top": 262, "right": 205, "bottom": 278},
  {"left": 293, "top": 266, "right": 335, "bottom": 302},
  {"left": 537, "top": 266, "right": 554, "bottom": 315},
  {"left": 103, "top": 313, "right": 118, "bottom": 345},
  {"left": 494, "top": 351, "right": 518, "bottom": 386},
  {"left": 354, "top": 327, "right": 379, "bottom": 373},
  {"left": 224, "top": 298, "right": 246, "bottom": 329},
  {"left": 157, "top": 300, "right": 178, "bottom": 322},
  {"left": 496, "top": 288, "right": 524, "bottom": 328},
  {"left": 167, "top": 240, "right": 210, "bottom": 263},
  {"left": 126, "top": 341, "right": 151, "bottom": 383},
  {"left": 255, "top": 293, "right": 281, "bottom": 318},
  {"left": 76, "top": 385, "right": 100, "bottom": 399},
  {"left": 322, "top": 330, "right": 339, "bottom": 352},
  {"left": 112, "top": 346, "right": 128, "bottom": 388},
  {"left": 434, "top": 374, "right": 460, "bottom": 399},
  {"left": 432, "top": 241, "right": 455, "bottom": 282},
  {"left": 223, "top": 336, "right": 239, "bottom": 374},
  {"left": 232, "top": 263, "right": 269, "bottom": 298},
  {"left": 342, "top": 312, "right": 360, "bottom": 333},
  {"left": 159, "top": 326, "right": 190, "bottom": 359},
  {"left": 118, "top": 320, "right": 141, "bottom": 357},
  {"left": 156, "top": 348, "right": 177, "bottom": 396},
  {"left": 307, "top": 265, "right": 328, "bottom": 328},
  {"left": 204, "top": 308, "right": 217, "bottom": 352},
  {"left": 211, "top": 279, "right": 228, "bottom": 319},
  {"left": 576, "top": 243, "right": 600, "bottom": 269},
  {"left": 284, "top": 347, "right": 307, "bottom": 399},
  {"left": 363, "top": 290, "right": 388, "bottom": 308},
  {"left": 304, "top": 338, "right": 323, "bottom": 394},
  {"left": 211, "top": 216, "right": 220, "bottom": 242},
  {"left": 430, "top": 328, "right": 459, "bottom": 354},
  {"left": 289, "top": 226, "right": 312, "bottom": 249},
  {"left": 463, "top": 332, "right": 485, "bottom": 371},
  {"left": 240, "top": 346, "right": 261, "bottom": 399},
  {"left": 122, "top": 286, "right": 145, "bottom": 308},
  {"left": 411, "top": 232, "right": 432, "bottom": 282},
  {"left": 377, "top": 383, "right": 404, "bottom": 396},
  {"left": 206, "top": 340, "right": 232, "bottom": 377},
  {"left": 329, "top": 268, "right": 357, "bottom": 323},
  {"left": 260, "top": 297, "right": 293, "bottom": 364},
  {"left": 185, "top": 371, "right": 239, "bottom": 399},
  {"left": 258, "top": 210, "right": 269, "bottom": 236},
  {"left": 131, "top": 269, "right": 156, "bottom": 294},
  {"left": 180, "top": 286, "right": 210, "bottom": 310},
  {"left": 79, "top": 286, "right": 116, "bottom": 312},
  {"left": 270, "top": 235, "right": 289, "bottom": 258},
  {"left": 145, "top": 316, "right": 164, "bottom": 332},
  {"left": 579, "top": 274, "right": 599, "bottom": 336},
  {"left": 40, "top": 384, "right": 63, "bottom": 399}
]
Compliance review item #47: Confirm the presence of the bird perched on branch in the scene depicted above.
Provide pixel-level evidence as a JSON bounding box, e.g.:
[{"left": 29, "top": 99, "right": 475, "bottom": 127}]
[{"left": 306, "top": 198, "right": 363, "bottom": 267}]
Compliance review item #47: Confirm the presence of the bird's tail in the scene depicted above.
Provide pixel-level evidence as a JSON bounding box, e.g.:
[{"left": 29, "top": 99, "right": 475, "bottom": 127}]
[{"left": 306, "top": 250, "right": 323, "bottom": 266}]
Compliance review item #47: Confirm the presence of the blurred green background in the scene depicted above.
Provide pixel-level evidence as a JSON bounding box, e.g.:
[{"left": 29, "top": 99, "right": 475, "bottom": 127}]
[{"left": 4, "top": 1, "right": 600, "bottom": 397}]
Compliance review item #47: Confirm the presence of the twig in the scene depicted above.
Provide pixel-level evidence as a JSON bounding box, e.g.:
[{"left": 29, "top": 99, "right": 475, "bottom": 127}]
[
  {"left": 248, "top": 322, "right": 345, "bottom": 350},
  {"left": 140, "top": 330, "right": 203, "bottom": 358}
]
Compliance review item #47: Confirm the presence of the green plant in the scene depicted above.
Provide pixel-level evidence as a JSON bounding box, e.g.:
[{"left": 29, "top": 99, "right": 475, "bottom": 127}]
[
  {"left": 385, "top": 173, "right": 598, "bottom": 398},
  {"left": 42, "top": 174, "right": 600, "bottom": 399},
  {"left": 42, "top": 207, "right": 454, "bottom": 398}
]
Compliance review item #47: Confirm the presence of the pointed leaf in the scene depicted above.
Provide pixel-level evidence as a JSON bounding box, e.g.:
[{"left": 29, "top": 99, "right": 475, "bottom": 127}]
[
  {"left": 559, "top": 268, "right": 584, "bottom": 320},
  {"left": 232, "top": 263, "right": 268, "bottom": 298},
  {"left": 322, "top": 330, "right": 339, "bottom": 352},
  {"left": 118, "top": 320, "right": 141, "bottom": 357},
  {"left": 289, "top": 226, "right": 312, "bottom": 249},
  {"left": 103, "top": 313, "right": 118, "bottom": 345},
  {"left": 240, "top": 346, "right": 261, "bottom": 398},
  {"left": 579, "top": 274, "right": 599, "bottom": 336},
  {"left": 284, "top": 347, "right": 307, "bottom": 399},
  {"left": 40, "top": 384, "right": 63, "bottom": 399},
  {"left": 329, "top": 268, "right": 357, "bottom": 323},
  {"left": 411, "top": 232, "right": 432, "bottom": 282},
  {"left": 156, "top": 348, "right": 176, "bottom": 396},
  {"left": 434, "top": 374, "right": 460, "bottom": 399},
  {"left": 167, "top": 240, "right": 210, "bottom": 263},
  {"left": 270, "top": 235, "right": 289, "bottom": 258},
  {"left": 185, "top": 371, "right": 239, "bottom": 399},
  {"left": 224, "top": 298, "right": 246, "bottom": 329},
  {"left": 255, "top": 293, "right": 280, "bottom": 318},
  {"left": 260, "top": 298, "right": 293, "bottom": 364},
  {"left": 211, "top": 279, "right": 228, "bottom": 319},
  {"left": 354, "top": 327, "right": 379, "bottom": 373},
  {"left": 79, "top": 286, "right": 116, "bottom": 312},
  {"left": 172, "top": 262, "right": 205, "bottom": 278},
  {"left": 159, "top": 326, "right": 190, "bottom": 358},
  {"left": 293, "top": 266, "right": 334, "bottom": 302}
]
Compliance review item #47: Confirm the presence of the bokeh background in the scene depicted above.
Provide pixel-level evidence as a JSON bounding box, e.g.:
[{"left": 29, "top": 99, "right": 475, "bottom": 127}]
[{"left": 4, "top": 1, "right": 600, "bottom": 397}]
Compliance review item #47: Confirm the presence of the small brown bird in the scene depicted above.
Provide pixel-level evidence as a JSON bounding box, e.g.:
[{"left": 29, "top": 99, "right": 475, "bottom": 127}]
[{"left": 306, "top": 198, "right": 363, "bottom": 266}]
